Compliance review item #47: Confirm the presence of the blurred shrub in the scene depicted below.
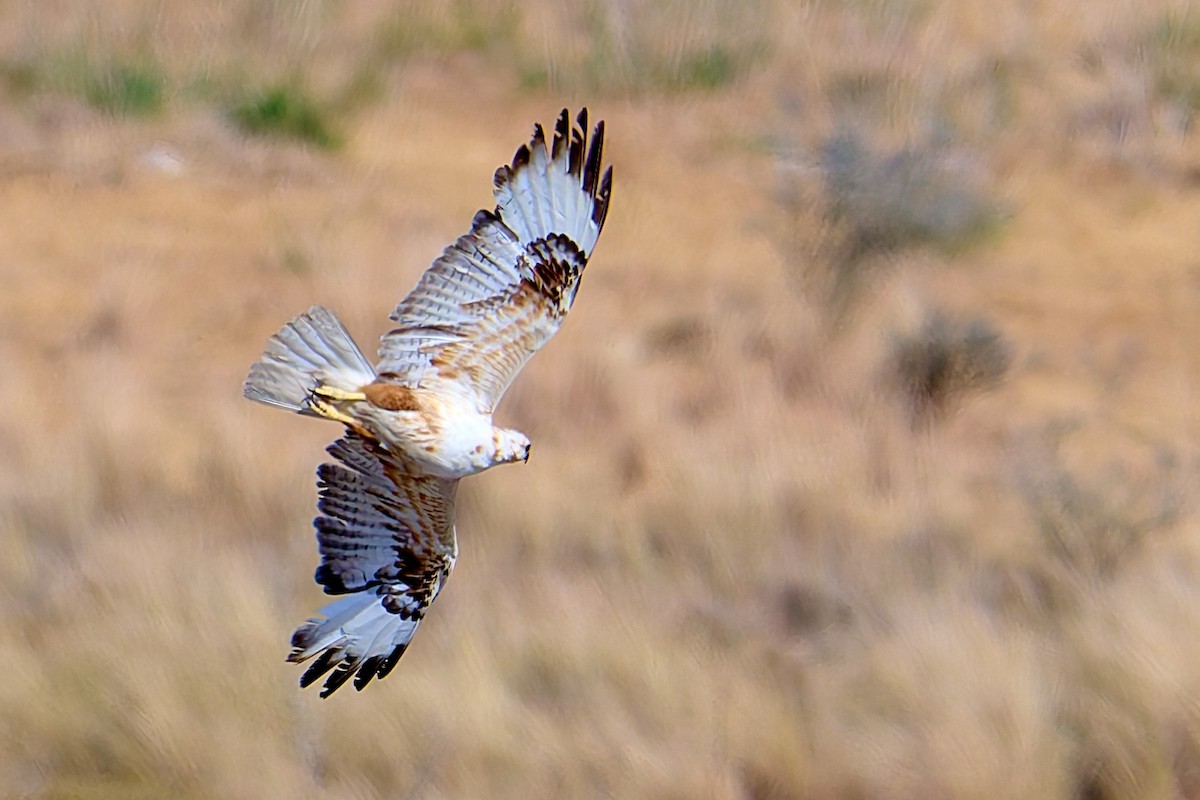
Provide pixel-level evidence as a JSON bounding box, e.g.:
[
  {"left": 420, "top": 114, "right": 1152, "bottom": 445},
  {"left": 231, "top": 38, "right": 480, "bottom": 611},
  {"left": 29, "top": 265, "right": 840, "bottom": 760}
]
[
  {"left": 890, "top": 310, "right": 1012, "bottom": 419},
  {"left": 670, "top": 44, "right": 741, "bottom": 90},
  {"left": 85, "top": 63, "right": 165, "bottom": 117},
  {"left": 229, "top": 84, "right": 340, "bottom": 149},
  {"left": 518, "top": 0, "right": 766, "bottom": 94},
  {"left": 1145, "top": 10, "right": 1200, "bottom": 125},
  {"left": 1022, "top": 452, "right": 1182, "bottom": 582},
  {"left": 821, "top": 129, "right": 1003, "bottom": 265},
  {"left": 369, "top": 0, "right": 520, "bottom": 59},
  {"left": 778, "top": 127, "right": 1005, "bottom": 315}
]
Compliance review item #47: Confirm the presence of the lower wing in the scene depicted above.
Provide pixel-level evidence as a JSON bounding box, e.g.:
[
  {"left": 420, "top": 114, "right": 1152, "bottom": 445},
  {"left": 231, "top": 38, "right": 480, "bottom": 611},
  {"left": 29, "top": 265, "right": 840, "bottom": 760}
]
[{"left": 289, "top": 432, "right": 458, "bottom": 697}]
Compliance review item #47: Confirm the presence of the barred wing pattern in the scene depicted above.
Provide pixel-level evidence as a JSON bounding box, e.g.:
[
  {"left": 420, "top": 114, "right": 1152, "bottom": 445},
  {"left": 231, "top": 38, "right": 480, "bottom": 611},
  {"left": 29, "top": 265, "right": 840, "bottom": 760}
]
[
  {"left": 288, "top": 433, "right": 458, "bottom": 697},
  {"left": 245, "top": 108, "right": 613, "bottom": 697},
  {"left": 378, "top": 108, "right": 613, "bottom": 412}
]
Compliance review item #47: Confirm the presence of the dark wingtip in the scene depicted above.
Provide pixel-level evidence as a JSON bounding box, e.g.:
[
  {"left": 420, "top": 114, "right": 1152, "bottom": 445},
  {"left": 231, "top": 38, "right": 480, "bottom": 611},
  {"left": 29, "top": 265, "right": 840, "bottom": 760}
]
[
  {"left": 493, "top": 164, "right": 511, "bottom": 189},
  {"left": 511, "top": 143, "right": 531, "bottom": 171},
  {"left": 551, "top": 109, "right": 569, "bottom": 160},
  {"left": 354, "top": 657, "right": 382, "bottom": 691},
  {"left": 290, "top": 620, "right": 316, "bottom": 653},
  {"left": 593, "top": 165, "right": 613, "bottom": 230},
  {"left": 298, "top": 649, "right": 340, "bottom": 688},
  {"left": 472, "top": 208, "right": 500, "bottom": 230},
  {"left": 376, "top": 643, "right": 408, "bottom": 680},
  {"left": 582, "top": 117, "right": 605, "bottom": 201},
  {"left": 319, "top": 665, "right": 356, "bottom": 698}
]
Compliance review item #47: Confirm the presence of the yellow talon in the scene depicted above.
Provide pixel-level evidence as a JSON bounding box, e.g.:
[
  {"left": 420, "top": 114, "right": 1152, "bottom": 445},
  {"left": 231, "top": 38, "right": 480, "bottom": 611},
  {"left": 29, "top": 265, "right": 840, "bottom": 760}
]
[
  {"left": 312, "top": 386, "right": 367, "bottom": 402},
  {"left": 307, "top": 395, "right": 361, "bottom": 427}
]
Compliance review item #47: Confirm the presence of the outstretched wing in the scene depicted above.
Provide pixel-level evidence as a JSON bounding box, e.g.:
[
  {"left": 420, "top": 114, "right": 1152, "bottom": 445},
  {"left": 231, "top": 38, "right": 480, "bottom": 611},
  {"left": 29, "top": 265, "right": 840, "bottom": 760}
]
[
  {"left": 288, "top": 432, "right": 458, "bottom": 697},
  {"left": 377, "top": 108, "right": 613, "bottom": 412}
]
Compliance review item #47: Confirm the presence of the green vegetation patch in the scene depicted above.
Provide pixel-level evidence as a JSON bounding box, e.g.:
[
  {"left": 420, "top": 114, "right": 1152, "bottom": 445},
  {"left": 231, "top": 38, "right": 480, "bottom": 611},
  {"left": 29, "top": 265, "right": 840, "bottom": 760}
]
[
  {"left": 229, "top": 84, "right": 340, "bottom": 149},
  {"left": 0, "top": 52, "right": 167, "bottom": 117},
  {"left": 85, "top": 63, "right": 165, "bottom": 117}
]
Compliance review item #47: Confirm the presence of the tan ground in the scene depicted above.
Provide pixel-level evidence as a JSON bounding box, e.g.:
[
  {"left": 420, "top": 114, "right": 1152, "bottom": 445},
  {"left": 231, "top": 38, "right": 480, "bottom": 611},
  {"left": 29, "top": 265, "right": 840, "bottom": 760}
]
[{"left": 3, "top": 2, "right": 1200, "bottom": 798}]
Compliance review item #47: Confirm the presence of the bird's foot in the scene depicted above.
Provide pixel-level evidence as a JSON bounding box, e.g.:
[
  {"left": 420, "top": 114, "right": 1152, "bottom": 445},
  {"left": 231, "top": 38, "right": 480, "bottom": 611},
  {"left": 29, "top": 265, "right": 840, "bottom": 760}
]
[
  {"left": 306, "top": 393, "right": 362, "bottom": 428},
  {"left": 312, "top": 385, "right": 367, "bottom": 402}
]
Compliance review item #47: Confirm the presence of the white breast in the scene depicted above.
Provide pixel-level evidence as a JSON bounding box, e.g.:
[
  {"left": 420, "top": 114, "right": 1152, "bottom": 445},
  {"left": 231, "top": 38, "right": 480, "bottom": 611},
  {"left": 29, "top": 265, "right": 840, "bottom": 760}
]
[{"left": 363, "top": 392, "right": 497, "bottom": 479}]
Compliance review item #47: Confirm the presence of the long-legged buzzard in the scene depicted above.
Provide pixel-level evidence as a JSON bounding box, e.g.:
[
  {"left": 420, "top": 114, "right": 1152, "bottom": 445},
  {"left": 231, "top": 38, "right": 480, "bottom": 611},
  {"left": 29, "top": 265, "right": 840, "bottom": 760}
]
[{"left": 243, "top": 110, "right": 612, "bottom": 697}]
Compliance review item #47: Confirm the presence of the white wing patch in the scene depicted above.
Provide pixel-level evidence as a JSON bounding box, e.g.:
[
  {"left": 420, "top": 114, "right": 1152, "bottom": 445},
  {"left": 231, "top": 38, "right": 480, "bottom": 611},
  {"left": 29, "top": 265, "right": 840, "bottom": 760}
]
[
  {"left": 288, "top": 433, "right": 458, "bottom": 697},
  {"left": 377, "top": 109, "right": 612, "bottom": 411}
]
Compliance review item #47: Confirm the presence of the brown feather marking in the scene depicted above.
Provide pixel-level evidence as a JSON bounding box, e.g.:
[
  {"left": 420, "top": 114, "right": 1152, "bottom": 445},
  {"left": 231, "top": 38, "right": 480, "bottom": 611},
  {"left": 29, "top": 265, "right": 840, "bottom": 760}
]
[
  {"left": 410, "top": 234, "right": 585, "bottom": 410},
  {"left": 379, "top": 455, "right": 455, "bottom": 554},
  {"left": 428, "top": 359, "right": 461, "bottom": 382},
  {"left": 362, "top": 382, "right": 421, "bottom": 412},
  {"left": 426, "top": 285, "right": 552, "bottom": 398}
]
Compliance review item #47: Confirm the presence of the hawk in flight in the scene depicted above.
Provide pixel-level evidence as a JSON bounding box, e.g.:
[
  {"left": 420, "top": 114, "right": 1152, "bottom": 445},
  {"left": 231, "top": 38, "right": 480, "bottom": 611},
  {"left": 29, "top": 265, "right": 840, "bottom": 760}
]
[{"left": 244, "top": 109, "right": 612, "bottom": 696}]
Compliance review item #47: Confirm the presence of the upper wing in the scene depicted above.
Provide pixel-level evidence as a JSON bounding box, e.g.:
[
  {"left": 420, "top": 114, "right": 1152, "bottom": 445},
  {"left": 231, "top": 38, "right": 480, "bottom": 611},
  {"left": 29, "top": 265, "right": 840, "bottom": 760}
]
[
  {"left": 288, "top": 432, "right": 458, "bottom": 697},
  {"left": 377, "top": 108, "right": 613, "bottom": 412}
]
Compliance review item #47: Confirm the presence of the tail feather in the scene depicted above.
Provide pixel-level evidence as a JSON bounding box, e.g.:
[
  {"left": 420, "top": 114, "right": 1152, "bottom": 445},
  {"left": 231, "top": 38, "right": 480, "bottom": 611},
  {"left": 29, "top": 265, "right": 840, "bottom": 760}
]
[{"left": 243, "top": 305, "right": 376, "bottom": 414}]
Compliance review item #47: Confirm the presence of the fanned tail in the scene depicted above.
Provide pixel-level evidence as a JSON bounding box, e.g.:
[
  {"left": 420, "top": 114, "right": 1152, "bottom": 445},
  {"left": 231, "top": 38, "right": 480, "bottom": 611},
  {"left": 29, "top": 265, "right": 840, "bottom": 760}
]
[{"left": 243, "top": 305, "right": 376, "bottom": 414}]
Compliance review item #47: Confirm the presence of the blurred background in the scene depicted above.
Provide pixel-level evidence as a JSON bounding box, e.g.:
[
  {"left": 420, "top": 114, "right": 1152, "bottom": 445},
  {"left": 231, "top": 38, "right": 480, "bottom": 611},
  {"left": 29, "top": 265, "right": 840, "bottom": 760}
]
[{"left": 2, "top": 1, "right": 1200, "bottom": 798}]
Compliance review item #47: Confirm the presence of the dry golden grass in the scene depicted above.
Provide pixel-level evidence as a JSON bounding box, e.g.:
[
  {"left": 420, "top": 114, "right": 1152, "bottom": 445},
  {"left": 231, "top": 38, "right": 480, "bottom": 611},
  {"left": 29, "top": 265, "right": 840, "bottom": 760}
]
[{"left": 3, "top": 1, "right": 1200, "bottom": 798}]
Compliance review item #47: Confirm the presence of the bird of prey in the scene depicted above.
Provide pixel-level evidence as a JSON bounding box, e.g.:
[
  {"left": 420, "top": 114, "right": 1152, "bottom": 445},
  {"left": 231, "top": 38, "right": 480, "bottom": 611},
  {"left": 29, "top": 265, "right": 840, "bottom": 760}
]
[{"left": 243, "top": 109, "right": 612, "bottom": 697}]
